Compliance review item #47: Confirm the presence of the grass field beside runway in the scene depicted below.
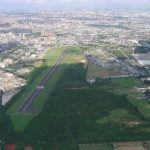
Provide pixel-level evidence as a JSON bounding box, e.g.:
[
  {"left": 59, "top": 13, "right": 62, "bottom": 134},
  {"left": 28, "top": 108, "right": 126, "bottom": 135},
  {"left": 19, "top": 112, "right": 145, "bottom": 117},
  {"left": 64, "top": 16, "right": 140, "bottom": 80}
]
[{"left": 6, "top": 47, "right": 67, "bottom": 131}]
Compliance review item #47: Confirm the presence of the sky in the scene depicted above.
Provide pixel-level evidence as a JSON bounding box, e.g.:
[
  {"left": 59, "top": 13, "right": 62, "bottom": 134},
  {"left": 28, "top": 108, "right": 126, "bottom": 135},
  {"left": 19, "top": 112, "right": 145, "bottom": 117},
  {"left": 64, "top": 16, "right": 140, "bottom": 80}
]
[{"left": 0, "top": 0, "right": 150, "bottom": 11}]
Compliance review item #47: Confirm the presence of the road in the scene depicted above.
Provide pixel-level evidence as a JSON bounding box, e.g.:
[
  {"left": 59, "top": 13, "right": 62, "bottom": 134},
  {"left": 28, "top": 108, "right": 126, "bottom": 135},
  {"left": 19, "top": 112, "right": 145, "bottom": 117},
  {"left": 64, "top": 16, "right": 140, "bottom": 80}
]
[{"left": 19, "top": 51, "right": 66, "bottom": 113}]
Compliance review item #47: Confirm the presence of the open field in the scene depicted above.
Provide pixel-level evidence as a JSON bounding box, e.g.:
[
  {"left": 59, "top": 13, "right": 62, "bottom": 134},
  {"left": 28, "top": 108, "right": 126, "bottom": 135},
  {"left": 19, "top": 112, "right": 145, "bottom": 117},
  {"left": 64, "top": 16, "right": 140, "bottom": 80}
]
[
  {"left": 113, "top": 50, "right": 125, "bottom": 58},
  {"left": 96, "top": 77, "right": 150, "bottom": 121},
  {"left": 144, "top": 141, "right": 150, "bottom": 149},
  {"left": 128, "top": 96, "right": 150, "bottom": 120},
  {"left": 111, "top": 77, "right": 141, "bottom": 88},
  {"left": 113, "top": 49, "right": 133, "bottom": 59},
  {"left": 79, "top": 143, "right": 113, "bottom": 150},
  {"left": 86, "top": 59, "right": 122, "bottom": 80},
  {"left": 96, "top": 108, "right": 141, "bottom": 125},
  {"left": 110, "top": 78, "right": 150, "bottom": 120},
  {"left": 113, "top": 142, "right": 145, "bottom": 150}
]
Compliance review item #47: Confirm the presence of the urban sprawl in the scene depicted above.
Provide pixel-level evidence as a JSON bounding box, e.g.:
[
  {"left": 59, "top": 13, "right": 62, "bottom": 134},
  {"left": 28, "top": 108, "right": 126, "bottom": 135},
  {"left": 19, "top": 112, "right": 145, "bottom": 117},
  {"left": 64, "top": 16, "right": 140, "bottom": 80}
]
[{"left": 0, "top": 11, "right": 150, "bottom": 105}]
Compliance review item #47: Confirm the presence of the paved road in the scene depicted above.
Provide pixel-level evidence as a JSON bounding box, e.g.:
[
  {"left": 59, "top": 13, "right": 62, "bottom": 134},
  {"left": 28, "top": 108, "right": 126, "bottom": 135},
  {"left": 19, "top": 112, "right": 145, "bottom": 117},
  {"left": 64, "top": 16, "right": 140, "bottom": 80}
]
[{"left": 19, "top": 52, "right": 66, "bottom": 113}]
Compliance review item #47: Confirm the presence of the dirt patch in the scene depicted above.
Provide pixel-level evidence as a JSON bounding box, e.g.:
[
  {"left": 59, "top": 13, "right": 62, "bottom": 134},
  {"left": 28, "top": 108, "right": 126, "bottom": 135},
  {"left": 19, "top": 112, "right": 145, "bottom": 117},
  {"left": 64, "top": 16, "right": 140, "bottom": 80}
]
[
  {"left": 33, "top": 59, "right": 44, "bottom": 67},
  {"left": 113, "top": 142, "right": 145, "bottom": 150},
  {"left": 127, "top": 121, "right": 141, "bottom": 127}
]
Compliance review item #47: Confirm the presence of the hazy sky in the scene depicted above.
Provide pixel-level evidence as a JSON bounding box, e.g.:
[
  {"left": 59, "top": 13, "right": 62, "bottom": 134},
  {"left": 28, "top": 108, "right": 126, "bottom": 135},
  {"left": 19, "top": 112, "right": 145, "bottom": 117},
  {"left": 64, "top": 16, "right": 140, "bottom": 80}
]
[{"left": 0, "top": 0, "right": 150, "bottom": 11}]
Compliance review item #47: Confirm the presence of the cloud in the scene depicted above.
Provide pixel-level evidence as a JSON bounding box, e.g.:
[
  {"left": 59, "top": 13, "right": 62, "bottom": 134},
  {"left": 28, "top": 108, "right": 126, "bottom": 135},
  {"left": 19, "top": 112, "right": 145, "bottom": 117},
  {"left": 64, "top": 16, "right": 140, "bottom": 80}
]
[
  {"left": 25, "top": 0, "right": 89, "bottom": 3},
  {"left": 24, "top": 0, "right": 150, "bottom": 3},
  {"left": 0, "top": 0, "right": 150, "bottom": 11},
  {"left": 2, "top": 0, "right": 150, "bottom": 4}
]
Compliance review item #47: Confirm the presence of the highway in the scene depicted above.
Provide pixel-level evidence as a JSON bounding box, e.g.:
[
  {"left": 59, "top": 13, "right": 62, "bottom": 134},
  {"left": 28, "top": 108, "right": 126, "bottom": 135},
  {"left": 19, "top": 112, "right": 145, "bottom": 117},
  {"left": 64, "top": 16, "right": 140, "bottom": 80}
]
[{"left": 19, "top": 51, "right": 66, "bottom": 113}]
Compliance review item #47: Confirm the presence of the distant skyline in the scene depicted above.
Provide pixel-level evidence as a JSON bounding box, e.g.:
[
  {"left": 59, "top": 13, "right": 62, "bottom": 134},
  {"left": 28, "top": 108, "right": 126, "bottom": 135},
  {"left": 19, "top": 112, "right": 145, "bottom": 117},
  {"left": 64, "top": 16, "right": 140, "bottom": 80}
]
[{"left": 0, "top": 0, "right": 150, "bottom": 11}]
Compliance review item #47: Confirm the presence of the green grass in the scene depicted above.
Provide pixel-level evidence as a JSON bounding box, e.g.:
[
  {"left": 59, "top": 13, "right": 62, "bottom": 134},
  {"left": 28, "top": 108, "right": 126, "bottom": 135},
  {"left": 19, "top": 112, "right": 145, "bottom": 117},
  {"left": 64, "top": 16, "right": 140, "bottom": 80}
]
[
  {"left": 86, "top": 60, "right": 122, "bottom": 80},
  {"left": 113, "top": 47, "right": 133, "bottom": 58},
  {"left": 113, "top": 50, "right": 125, "bottom": 58},
  {"left": 124, "top": 50, "right": 133, "bottom": 58},
  {"left": 111, "top": 77, "right": 141, "bottom": 88},
  {"left": 128, "top": 96, "right": 150, "bottom": 120},
  {"left": 99, "top": 78, "right": 150, "bottom": 120},
  {"left": 144, "top": 141, "right": 150, "bottom": 149},
  {"left": 96, "top": 108, "right": 139, "bottom": 125},
  {"left": 9, "top": 114, "right": 34, "bottom": 131},
  {"left": 110, "top": 78, "right": 150, "bottom": 120},
  {"left": 79, "top": 143, "right": 114, "bottom": 150}
]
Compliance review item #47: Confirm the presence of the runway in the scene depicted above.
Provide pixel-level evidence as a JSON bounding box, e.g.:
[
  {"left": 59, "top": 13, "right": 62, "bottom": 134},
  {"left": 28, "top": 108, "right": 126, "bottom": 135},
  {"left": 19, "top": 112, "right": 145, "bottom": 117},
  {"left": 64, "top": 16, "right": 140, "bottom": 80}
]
[{"left": 19, "top": 52, "right": 66, "bottom": 113}]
